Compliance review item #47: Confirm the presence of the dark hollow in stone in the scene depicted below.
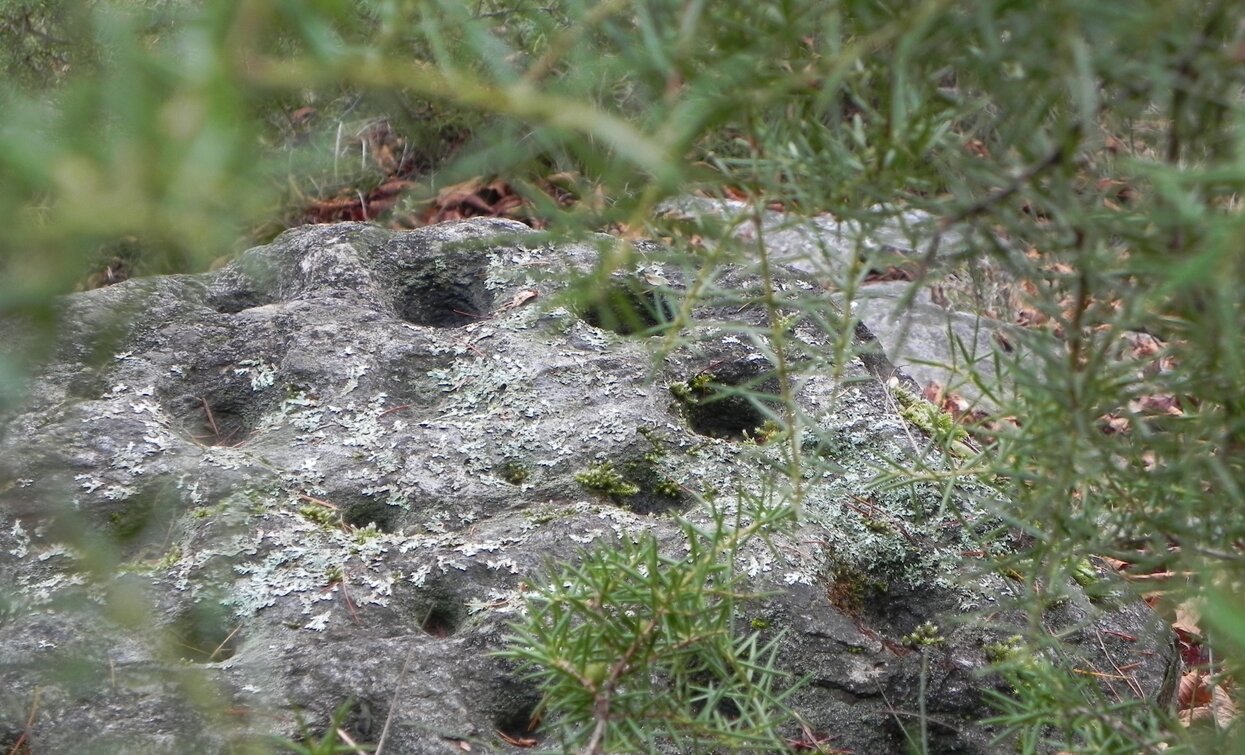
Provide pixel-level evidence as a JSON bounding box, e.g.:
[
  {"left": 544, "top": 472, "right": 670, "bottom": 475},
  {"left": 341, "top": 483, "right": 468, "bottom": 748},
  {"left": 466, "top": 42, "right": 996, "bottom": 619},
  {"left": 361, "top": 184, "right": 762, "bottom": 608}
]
[
  {"left": 105, "top": 484, "right": 183, "bottom": 552},
  {"left": 682, "top": 389, "right": 768, "bottom": 440},
  {"left": 420, "top": 603, "right": 461, "bottom": 637},
  {"left": 578, "top": 278, "right": 676, "bottom": 336},
  {"left": 207, "top": 288, "right": 275, "bottom": 314},
  {"left": 165, "top": 370, "right": 280, "bottom": 447},
  {"left": 342, "top": 498, "right": 401, "bottom": 533},
  {"left": 679, "top": 378, "right": 772, "bottom": 441},
  {"left": 397, "top": 259, "right": 495, "bottom": 328},
  {"left": 618, "top": 488, "right": 686, "bottom": 517},
  {"left": 341, "top": 698, "right": 384, "bottom": 745},
  {"left": 494, "top": 699, "right": 543, "bottom": 747},
  {"left": 169, "top": 598, "right": 239, "bottom": 663},
  {"left": 675, "top": 357, "right": 780, "bottom": 441},
  {"left": 185, "top": 399, "right": 251, "bottom": 447}
]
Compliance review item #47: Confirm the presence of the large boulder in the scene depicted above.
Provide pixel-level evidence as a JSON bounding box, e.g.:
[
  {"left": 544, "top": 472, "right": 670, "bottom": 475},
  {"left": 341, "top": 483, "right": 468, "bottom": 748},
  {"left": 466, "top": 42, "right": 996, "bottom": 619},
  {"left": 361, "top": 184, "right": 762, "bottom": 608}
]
[
  {"left": 0, "top": 219, "right": 1175, "bottom": 753},
  {"left": 659, "top": 197, "right": 1027, "bottom": 410}
]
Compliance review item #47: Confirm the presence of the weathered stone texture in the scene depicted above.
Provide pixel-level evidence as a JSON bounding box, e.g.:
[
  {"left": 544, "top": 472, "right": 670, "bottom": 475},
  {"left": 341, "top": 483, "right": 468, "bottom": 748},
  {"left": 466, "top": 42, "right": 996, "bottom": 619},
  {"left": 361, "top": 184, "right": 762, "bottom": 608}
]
[{"left": 0, "top": 219, "right": 1174, "bottom": 753}]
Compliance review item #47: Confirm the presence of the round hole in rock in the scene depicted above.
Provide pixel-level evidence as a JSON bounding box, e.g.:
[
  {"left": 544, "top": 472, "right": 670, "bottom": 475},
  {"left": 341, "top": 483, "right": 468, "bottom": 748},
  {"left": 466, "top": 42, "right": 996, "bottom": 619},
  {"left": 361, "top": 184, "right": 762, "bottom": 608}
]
[
  {"left": 494, "top": 698, "right": 544, "bottom": 748},
  {"left": 420, "top": 602, "right": 462, "bottom": 638},
  {"left": 106, "top": 484, "right": 181, "bottom": 551},
  {"left": 342, "top": 498, "right": 401, "bottom": 533},
  {"left": 578, "top": 278, "right": 676, "bottom": 336},
  {"left": 613, "top": 458, "right": 689, "bottom": 517},
  {"left": 183, "top": 397, "right": 252, "bottom": 446},
  {"left": 397, "top": 260, "right": 495, "bottom": 328},
  {"left": 678, "top": 383, "right": 770, "bottom": 441},
  {"left": 169, "top": 598, "right": 240, "bottom": 663},
  {"left": 336, "top": 696, "right": 384, "bottom": 745},
  {"left": 165, "top": 367, "right": 279, "bottom": 447},
  {"left": 671, "top": 358, "right": 779, "bottom": 441}
]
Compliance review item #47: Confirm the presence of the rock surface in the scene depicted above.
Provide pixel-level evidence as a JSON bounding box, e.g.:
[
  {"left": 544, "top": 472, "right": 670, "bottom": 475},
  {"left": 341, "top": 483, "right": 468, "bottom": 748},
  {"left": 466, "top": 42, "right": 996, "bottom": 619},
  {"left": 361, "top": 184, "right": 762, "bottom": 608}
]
[
  {"left": 0, "top": 219, "right": 1174, "bottom": 753},
  {"left": 659, "top": 197, "right": 1027, "bottom": 409}
]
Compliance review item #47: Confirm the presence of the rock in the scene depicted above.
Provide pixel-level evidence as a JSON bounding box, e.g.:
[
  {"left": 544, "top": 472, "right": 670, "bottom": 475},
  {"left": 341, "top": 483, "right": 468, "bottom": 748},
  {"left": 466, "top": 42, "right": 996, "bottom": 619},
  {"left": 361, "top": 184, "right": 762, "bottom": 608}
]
[
  {"left": 0, "top": 219, "right": 1175, "bottom": 753},
  {"left": 658, "top": 196, "right": 1026, "bottom": 409}
]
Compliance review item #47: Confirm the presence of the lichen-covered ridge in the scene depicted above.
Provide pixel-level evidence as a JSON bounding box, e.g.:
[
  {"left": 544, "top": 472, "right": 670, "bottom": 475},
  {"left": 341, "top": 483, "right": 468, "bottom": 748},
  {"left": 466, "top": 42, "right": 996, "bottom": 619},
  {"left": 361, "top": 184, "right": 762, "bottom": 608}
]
[{"left": 0, "top": 219, "right": 1174, "bottom": 753}]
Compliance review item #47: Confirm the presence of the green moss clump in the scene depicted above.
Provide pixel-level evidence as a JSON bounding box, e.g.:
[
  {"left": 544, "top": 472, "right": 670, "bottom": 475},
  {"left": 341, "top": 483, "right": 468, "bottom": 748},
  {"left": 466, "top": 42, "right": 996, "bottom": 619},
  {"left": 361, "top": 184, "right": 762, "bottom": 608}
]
[
  {"left": 576, "top": 463, "right": 639, "bottom": 497},
  {"left": 984, "top": 635, "right": 1026, "bottom": 664},
  {"left": 863, "top": 519, "right": 894, "bottom": 535},
  {"left": 1068, "top": 557, "right": 1097, "bottom": 587},
  {"left": 500, "top": 460, "right": 530, "bottom": 485},
  {"left": 352, "top": 523, "right": 382, "bottom": 543},
  {"left": 669, "top": 373, "right": 716, "bottom": 403},
  {"left": 299, "top": 504, "right": 340, "bottom": 529},
  {"left": 901, "top": 621, "right": 945, "bottom": 648},
  {"left": 745, "top": 419, "right": 784, "bottom": 445},
  {"left": 891, "top": 385, "right": 973, "bottom": 456},
  {"left": 827, "top": 563, "right": 888, "bottom": 615},
  {"left": 654, "top": 478, "right": 683, "bottom": 498}
]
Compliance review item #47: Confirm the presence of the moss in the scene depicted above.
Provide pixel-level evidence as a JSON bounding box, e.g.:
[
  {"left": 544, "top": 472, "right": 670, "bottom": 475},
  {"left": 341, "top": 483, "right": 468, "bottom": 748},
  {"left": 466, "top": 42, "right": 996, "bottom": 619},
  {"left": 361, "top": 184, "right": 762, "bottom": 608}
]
[
  {"left": 120, "top": 546, "right": 184, "bottom": 574},
  {"left": 190, "top": 503, "right": 225, "bottom": 520},
  {"left": 654, "top": 478, "right": 683, "bottom": 498},
  {"left": 299, "top": 504, "right": 340, "bottom": 529},
  {"left": 891, "top": 384, "right": 972, "bottom": 456},
  {"left": 499, "top": 460, "right": 529, "bottom": 485},
  {"left": 669, "top": 373, "right": 715, "bottom": 403},
  {"left": 352, "top": 523, "right": 383, "bottom": 543},
  {"left": 983, "top": 635, "right": 1025, "bottom": 664},
  {"left": 901, "top": 621, "right": 945, "bottom": 648},
  {"left": 745, "top": 419, "right": 784, "bottom": 445},
  {"left": 826, "top": 562, "right": 888, "bottom": 616},
  {"left": 982, "top": 635, "right": 1052, "bottom": 693},
  {"left": 525, "top": 505, "right": 575, "bottom": 526},
  {"left": 750, "top": 617, "right": 770, "bottom": 630},
  {"left": 687, "top": 373, "right": 715, "bottom": 394},
  {"left": 575, "top": 463, "right": 639, "bottom": 497},
  {"left": 863, "top": 519, "right": 894, "bottom": 535},
  {"left": 1068, "top": 557, "right": 1097, "bottom": 587},
  {"left": 638, "top": 427, "right": 668, "bottom": 463}
]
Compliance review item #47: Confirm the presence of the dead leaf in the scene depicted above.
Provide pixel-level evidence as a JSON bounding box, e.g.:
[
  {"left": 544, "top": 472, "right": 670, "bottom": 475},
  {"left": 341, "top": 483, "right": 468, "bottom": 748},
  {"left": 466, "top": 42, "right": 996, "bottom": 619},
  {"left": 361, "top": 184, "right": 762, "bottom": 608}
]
[
  {"left": 497, "top": 730, "right": 538, "bottom": 747},
  {"left": 500, "top": 289, "right": 539, "bottom": 312},
  {"left": 1179, "top": 671, "right": 1213, "bottom": 708},
  {"left": 1173, "top": 600, "right": 1203, "bottom": 638}
]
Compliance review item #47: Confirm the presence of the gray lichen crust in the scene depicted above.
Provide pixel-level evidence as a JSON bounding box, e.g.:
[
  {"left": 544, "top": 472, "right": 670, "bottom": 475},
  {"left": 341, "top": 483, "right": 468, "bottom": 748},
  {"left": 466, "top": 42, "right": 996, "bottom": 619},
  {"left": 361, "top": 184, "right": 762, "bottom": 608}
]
[{"left": 0, "top": 219, "right": 1174, "bottom": 753}]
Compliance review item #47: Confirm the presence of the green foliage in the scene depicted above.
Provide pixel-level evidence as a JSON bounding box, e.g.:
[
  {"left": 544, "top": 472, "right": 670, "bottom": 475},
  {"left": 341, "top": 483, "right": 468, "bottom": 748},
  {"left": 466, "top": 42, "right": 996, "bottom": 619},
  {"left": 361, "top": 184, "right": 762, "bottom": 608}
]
[
  {"left": 500, "top": 492, "right": 800, "bottom": 752},
  {"left": 2, "top": 0, "right": 1245, "bottom": 751},
  {"left": 984, "top": 642, "right": 1171, "bottom": 755}
]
